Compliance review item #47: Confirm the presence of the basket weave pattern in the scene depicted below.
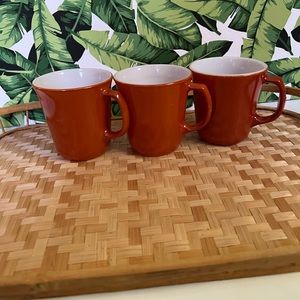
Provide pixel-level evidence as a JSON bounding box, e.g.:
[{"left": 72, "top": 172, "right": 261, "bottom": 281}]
[{"left": 0, "top": 111, "right": 299, "bottom": 277}]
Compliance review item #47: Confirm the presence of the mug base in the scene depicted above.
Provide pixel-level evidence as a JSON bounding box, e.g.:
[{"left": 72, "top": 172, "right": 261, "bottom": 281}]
[
  {"left": 131, "top": 145, "right": 179, "bottom": 157},
  {"left": 198, "top": 135, "right": 248, "bottom": 146},
  {"left": 56, "top": 148, "right": 108, "bottom": 162}
]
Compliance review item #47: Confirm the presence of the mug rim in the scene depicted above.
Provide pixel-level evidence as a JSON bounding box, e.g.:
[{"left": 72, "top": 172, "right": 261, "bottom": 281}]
[
  {"left": 189, "top": 56, "right": 268, "bottom": 77},
  {"left": 32, "top": 68, "right": 112, "bottom": 91},
  {"left": 114, "top": 64, "right": 192, "bottom": 86}
]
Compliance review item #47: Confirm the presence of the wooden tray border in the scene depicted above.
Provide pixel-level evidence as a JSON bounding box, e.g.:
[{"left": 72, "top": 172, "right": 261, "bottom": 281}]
[{"left": 1, "top": 246, "right": 300, "bottom": 298}]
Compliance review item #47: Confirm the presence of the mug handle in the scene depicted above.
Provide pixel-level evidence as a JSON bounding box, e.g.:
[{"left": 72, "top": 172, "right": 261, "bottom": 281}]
[
  {"left": 102, "top": 89, "right": 129, "bottom": 139},
  {"left": 252, "top": 75, "right": 286, "bottom": 126},
  {"left": 182, "top": 82, "right": 212, "bottom": 133}
]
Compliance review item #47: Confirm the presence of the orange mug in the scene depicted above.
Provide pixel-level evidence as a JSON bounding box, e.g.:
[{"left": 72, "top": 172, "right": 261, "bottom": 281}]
[
  {"left": 114, "top": 64, "right": 212, "bottom": 156},
  {"left": 33, "top": 68, "right": 129, "bottom": 161},
  {"left": 190, "top": 57, "right": 286, "bottom": 146}
]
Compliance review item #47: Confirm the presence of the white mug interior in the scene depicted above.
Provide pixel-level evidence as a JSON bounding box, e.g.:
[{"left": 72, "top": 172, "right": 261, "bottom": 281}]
[
  {"left": 32, "top": 68, "right": 112, "bottom": 90},
  {"left": 114, "top": 64, "right": 192, "bottom": 85},
  {"left": 189, "top": 57, "right": 268, "bottom": 76}
]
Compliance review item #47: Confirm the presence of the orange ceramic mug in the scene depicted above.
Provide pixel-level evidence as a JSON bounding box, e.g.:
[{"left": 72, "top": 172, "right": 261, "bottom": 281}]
[
  {"left": 33, "top": 68, "right": 129, "bottom": 161},
  {"left": 190, "top": 57, "right": 286, "bottom": 146},
  {"left": 114, "top": 64, "right": 212, "bottom": 156}
]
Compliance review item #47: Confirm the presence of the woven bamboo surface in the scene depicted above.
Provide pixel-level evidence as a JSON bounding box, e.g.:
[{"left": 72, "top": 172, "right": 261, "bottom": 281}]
[{"left": 0, "top": 110, "right": 300, "bottom": 298}]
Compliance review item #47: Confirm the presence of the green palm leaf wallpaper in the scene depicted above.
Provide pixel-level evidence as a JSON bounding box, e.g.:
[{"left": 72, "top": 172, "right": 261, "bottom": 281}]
[{"left": 0, "top": 0, "right": 299, "bottom": 126}]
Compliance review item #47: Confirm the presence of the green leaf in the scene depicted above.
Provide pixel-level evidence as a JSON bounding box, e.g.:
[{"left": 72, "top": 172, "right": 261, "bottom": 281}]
[
  {"left": 137, "top": 0, "right": 201, "bottom": 50},
  {"left": 0, "top": 48, "right": 44, "bottom": 124},
  {"left": 32, "top": 0, "right": 76, "bottom": 74},
  {"left": 171, "top": 40, "right": 232, "bottom": 67},
  {"left": 292, "top": 16, "right": 300, "bottom": 42},
  {"left": 192, "top": 12, "right": 220, "bottom": 35},
  {"left": 58, "top": 0, "right": 92, "bottom": 33},
  {"left": 276, "top": 29, "right": 293, "bottom": 55},
  {"left": 55, "top": 0, "right": 92, "bottom": 61},
  {"left": 27, "top": 92, "right": 45, "bottom": 122},
  {"left": 0, "top": 0, "right": 34, "bottom": 48},
  {"left": 267, "top": 58, "right": 300, "bottom": 88},
  {"left": 172, "top": 0, "right": 255, "bottom": 32},
  {"left": 28, "top": 108, "right": 45, "bottom": 122},
  {"left": 0, "top": 73, "right": 32, "bottom": 99},
  {"left": 73, "top": 30, "right": 178, "bottom": 70},
  {"left": 171, "top": 0, "right": 235, "bottom": 23},
  {"left": 0, "top": 111, "right": 25, "bottom": 128},
  {"left": 294, "top": 0, "right": 300, "bottom": 8},
  {"left": 228, "top": 2, "right": 253, "bottom": 32},
  {"left": 0, "top": 47, "right": 36, "bottom": 99},
  {"left": 92, "top": 0, "right": 137, "bottom": 33},
  {"left": 111, "top": 101, "right": 121, "bottom": 117},
  {"left": 0, "top": 47, "right": 36, "bottom": 77},
  {"left": 258, "top": 91, "right": 279, "bottom": 103},
  {"left": 242, "top": 0, "right": 295, "bottom": 61}
]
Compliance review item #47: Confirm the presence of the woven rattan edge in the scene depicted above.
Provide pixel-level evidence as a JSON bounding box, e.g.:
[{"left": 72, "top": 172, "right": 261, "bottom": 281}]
[{"left": 0, "top": 124, "right": 46, "bottom": 139}]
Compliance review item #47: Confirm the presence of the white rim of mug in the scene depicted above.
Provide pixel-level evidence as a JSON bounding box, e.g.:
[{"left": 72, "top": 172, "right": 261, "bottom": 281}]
[
  {"left": 189, "top": 57, "right": 268, "bottom": 77},
  {"left": 32, "top": 68, "right": 112, "bottom": 91},
  {"left": 113, "top": 64, "right": 192, "bottom": 86}
]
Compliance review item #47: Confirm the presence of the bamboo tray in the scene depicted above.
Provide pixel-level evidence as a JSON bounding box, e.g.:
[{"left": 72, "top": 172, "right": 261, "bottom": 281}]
[{"left": 0, "top": 110, "right": 300, "bottom": 299}]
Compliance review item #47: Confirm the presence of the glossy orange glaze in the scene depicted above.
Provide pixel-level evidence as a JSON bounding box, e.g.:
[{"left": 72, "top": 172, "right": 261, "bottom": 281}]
[
  {"left": 115, "top": 76, "right": 212, "bottom": 157},
  {"left": 33, "top": 79, "right": 129, "bottom": 161},
  {"left": 192, "top": 71, "right": 286, "bottom": 146}
]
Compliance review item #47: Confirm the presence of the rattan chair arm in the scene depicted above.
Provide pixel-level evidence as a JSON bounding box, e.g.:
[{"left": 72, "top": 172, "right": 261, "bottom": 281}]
[
  {"left": 0, "top": 101, "right": 42, "bottom": 117},
  {"left": 262, "top": 84, "right": 300, "bottom": 97}
]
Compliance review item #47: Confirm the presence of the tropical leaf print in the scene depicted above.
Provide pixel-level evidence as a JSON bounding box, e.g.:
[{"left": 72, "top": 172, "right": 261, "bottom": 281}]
[
  {"left": 55, "top": 0, "right": 92, "bottom": 61},
  {"left": 0, "top": 47, "right": 38, "bottom": 126},
  {"left": 31, "top": 0, "right": 76, "bottom": 74},
  {"left": 0, "top": 90, "right": 34, "bottom": 127},
  {"left": 92, "top": 0, "right": 137, "bottom": 33},
  {"left": 73, "top": 30, "right": 178, "bottom": 70},
  {"left": 0, "top": 47, "right": 36, "bottom": 99},
  {"left": 27, "top": 92, "right": 44, "bottom": 122},
  {"left": 242, "top": 0, "right": 295, "bottom": 61},
  {"left": 228, "top": 0, "right": 256, "bottom": 31},
  {"left": 136, "top": 0, "right": 201, "bottom": 50},
  {"left": 193, "top": 12, "right": 220, "bottom": 35},
  {"left": 171, "top": 40, "right": 232, "bottom": 67},
  {"left": 58, "top": 0, "right": 92, "bottom": 33},
  {"left": 0, "top": 108, "right": 25, "bottom": 127},
  {"left": 294, "top": 0, "right": 300, "bottom": 8},
  {"left": 259, "top": 91, "right": 279, "bottom": 103},
  {"left": 277, "top": 29, "right": 293, "bottom": 55},
  {"left": 0, "top": 0, "right": 34, "bottom": 48},
  {"left": 171, "top": 0, "right": 255, "bottom": 32},
  {"left": 268, "top": 58, "right": 300, "bottom": 88}
]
